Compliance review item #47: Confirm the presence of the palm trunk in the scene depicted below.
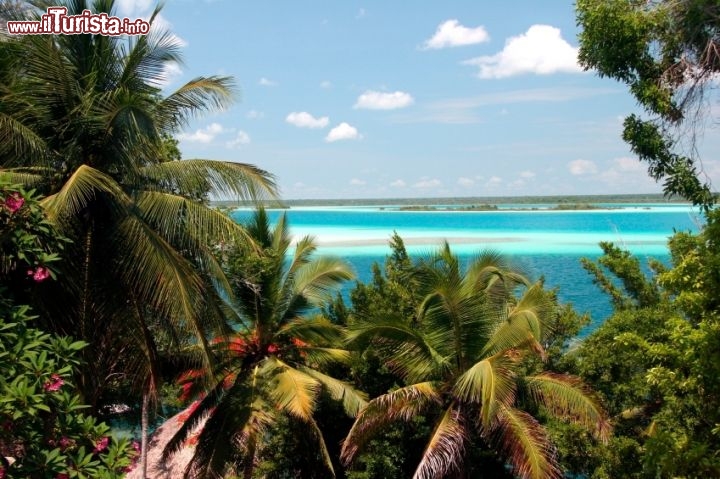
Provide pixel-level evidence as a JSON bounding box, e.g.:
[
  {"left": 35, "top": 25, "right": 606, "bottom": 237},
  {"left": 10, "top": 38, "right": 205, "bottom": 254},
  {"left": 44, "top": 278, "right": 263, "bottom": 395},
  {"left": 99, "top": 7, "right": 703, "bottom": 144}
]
[
  {"left": 242, "top": 438, "right": 257, "bottom": 479},
  {"left": 141, "top": 387, "right": 150, "bottom": 479}
]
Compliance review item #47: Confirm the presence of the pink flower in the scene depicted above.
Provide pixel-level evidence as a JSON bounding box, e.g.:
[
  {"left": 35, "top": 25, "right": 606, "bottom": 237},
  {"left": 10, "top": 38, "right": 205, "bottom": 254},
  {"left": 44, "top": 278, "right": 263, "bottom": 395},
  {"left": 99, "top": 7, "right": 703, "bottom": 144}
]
[
  {"left": 0, "top": 466, "right": 5, "bottom": 479},
  {"left": 59, "top": 436, "right": 72, "bottom": 450},
  {"left": 31, "top": 266, "right": 50, "bottom": 282},
  {"left": 4, "top": 193, "right": 24, "bottom": 214},
  {"left": 43, "top": 374, "right": 64, "bottom": 392},
  {"left": 132, "top": 440, "right": 141, "bottom": 454},
  {"left": 93, "top": 436, "right": 109, "bottom": 454},
  {"left": 56, "top": 474, "right": 69, "bottom": 479},
  {"left": 267, "top": 344, "right": 279, "bottom": 354}
]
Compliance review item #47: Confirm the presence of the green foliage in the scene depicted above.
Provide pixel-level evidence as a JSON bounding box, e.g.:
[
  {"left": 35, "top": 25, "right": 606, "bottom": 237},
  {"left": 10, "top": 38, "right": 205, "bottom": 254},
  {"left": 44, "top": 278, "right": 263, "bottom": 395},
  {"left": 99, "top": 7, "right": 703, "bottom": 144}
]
[
  {"left": 165, "top": 209, "right": 364, "bottom": 479},
  {"left": 0, "top": 303, "right": 138, "bottom": 478},
  {"left": 342, "top": 241, "right": 608, "bottom": 479},
  {"left": 569, "top": 213, "right": 720, "bottom": 477},
  {"left": 0, "top": 180, "right": 66, "bottom": 283},
  {"left": 577, "top": 0, "right": 719, "bottom": 208},
  {"left": 0, "top": 179, "right": 137, "bottom": 478}
]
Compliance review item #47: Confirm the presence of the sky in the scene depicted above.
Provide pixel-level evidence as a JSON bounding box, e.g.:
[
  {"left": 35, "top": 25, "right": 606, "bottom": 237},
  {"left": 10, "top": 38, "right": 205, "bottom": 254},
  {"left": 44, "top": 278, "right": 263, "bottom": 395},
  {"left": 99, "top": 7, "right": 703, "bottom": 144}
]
[{"left": 115, "top": 0, "right": 720, "bottom": 200}]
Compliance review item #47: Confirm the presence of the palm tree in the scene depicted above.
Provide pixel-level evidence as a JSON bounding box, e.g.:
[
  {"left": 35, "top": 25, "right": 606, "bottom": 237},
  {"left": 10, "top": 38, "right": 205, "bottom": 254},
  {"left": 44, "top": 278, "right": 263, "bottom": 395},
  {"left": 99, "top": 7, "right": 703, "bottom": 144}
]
[
  {"left": 0, "top": 1, "right": 276, "bottom": 476},
  {"left": 342, "top": 244, "right": 610, "bottom": 479},
  {"left": 164, "top": 209, "right": 367, "bottom": 479},
  {"left": 0, "top": 0, "right": 276, "bottom": 396}
]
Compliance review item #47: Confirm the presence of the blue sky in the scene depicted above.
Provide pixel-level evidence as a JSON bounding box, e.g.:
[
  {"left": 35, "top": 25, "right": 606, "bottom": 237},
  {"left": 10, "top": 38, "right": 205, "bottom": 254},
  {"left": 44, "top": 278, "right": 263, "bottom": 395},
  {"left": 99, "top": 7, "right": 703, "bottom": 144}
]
[{"left": 116, "top": 0, "right": 720, "bottom": 199}]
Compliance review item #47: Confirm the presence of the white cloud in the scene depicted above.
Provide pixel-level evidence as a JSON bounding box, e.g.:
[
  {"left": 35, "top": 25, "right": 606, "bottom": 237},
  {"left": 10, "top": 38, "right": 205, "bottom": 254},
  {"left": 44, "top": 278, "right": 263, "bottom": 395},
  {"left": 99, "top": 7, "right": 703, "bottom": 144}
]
[
  {"left": 390, "top": 179, "right": 406, "bottom": 188},
  {"left": 320, "top": 80, "right": 332, "bottom": 89},
  {"left": 349, "top": 178, "right": 366, "bottom": 186},
  {"left": 259, "top": 77, "right": 278, "bottom": 87},
  {"left": 485, "top": 176, "right": 503, "bottom": 186},
  {"left": 226, "top": 130, "right": 251, "bottom": 148},
  {"left": 457, "top": 177, "right": 475, "bottom": 187},
  {"left": 519, "top": 170, "right": 536, "bottom": 179},
  {"left": 356, "top": 8, "right": 366, "bottom": 19},
  {"left": 613, "top": 156, "right": 643, "bottom": 172},
  {"left": 286, "top": 111, "right": 329, "bottom": 129},
  {"left": 568, "top": 159, "right": 598, "bottom": 175},
  {"left": 354, "top": 90, "right": 414, "bottom": 110},
  {"left": 246, "top": 110, "right": 264, "bottom": 119},
  {"left": 178, "top": 123, "right": 224, "bottom": 143},
  {"left": 463, "top": 25, "right": 582, "bottom": 79},
  {"left": 325, "top": 122, "right": 361, "bottom": 142},
  {"left": 413, "top": 178, "right": 442, "bottom": 188},
  {"left": 423, "top": 19, "right": 490, "bottom": 50}
]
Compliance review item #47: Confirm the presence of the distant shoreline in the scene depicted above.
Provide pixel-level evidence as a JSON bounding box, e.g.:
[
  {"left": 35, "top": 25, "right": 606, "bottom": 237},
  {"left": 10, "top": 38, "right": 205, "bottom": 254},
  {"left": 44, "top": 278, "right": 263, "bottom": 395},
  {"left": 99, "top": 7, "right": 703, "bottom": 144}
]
[{"left": 212, "top": 193, "right": 692, "bottom": 209}]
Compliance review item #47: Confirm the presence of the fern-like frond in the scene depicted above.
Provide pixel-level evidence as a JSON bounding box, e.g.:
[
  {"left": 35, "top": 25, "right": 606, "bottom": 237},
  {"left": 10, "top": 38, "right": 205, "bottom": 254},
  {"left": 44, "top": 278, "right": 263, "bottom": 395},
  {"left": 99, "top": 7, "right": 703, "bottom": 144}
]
[{"left": 413, "top": 405, "right": 466, "bottom": 479}]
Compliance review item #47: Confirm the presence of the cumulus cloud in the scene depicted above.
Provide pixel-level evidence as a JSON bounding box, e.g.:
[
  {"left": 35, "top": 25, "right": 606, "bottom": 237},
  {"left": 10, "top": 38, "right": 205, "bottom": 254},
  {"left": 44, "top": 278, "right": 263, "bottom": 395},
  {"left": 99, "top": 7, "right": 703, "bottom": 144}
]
[
  {"left": 259, "top": 77, "right": 278, "bottom": 87},
  {"left": 613, "top": 156, "right": 644, "bottom": 172},
  {"left": 390, "top": 179, "right": 406, "bottom": 188},
  {"left": 325, "top": 123, "right": 361, "bottom": 142},
  {"left": 485, "top": 176, "right": 502, "bottom": 186},
  {"left": 457, "top": 177, "right": 475, "bottom": 187},
  {"left": 463, "top": 25, "right": 582, "bottom": 79},
  {"left": 413, "top": 178, "right": 442, "bottom": 188},
  {"left": 349, "top": 178, "right": 366, "bottom": 186},
  {"left": 226, "top": 130, "right": 251, "bottom": 148},
  {"left": 568, "top": 159, "right": 598, "bottom": 175},
  {"left": 354, "top": 91, "right": 414, "bottom": 110},
  {"left": 519, "top": 170, "right": 536, "bottom": 179},
  {"left": 320, "top": 80, "right": 333, "bottom": 89},
  {"left": 423, "top": 19, "right": 489, "bottom": 49},
  {"left": 246, "top": 110, "right": 264, "bottom": 119},
  {"left": 286, "top": 112, "right": 329, "bottom": 129},
  {"left": 178, "top": 123, "right": 224, "bottom": 143}
]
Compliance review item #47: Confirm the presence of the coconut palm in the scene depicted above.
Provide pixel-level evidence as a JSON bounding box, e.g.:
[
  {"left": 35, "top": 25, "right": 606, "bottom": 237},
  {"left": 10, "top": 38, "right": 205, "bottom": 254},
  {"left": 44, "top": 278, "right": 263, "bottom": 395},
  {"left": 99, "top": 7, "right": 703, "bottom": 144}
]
[
  {"left": 342, "top": 244, "right": 610, "bottom": 479},
  {"left": 0, "top": 0, "right": 276, "bottom": 398},
  {"left": 164, "top": 209, "right": 367, "bottom": 479}
]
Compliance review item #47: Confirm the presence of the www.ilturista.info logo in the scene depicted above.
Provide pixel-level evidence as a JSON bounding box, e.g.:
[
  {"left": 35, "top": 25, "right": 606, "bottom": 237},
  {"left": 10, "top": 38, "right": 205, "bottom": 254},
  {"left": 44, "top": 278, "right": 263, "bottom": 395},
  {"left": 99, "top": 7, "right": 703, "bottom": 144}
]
[{"left": 6, "top": 7, "right": 150, "bottom": 36}]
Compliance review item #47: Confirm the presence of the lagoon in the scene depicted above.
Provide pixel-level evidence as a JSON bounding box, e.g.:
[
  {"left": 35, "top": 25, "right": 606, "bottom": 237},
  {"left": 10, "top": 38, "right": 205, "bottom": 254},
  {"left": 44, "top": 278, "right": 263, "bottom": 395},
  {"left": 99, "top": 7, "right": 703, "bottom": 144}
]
[{"left": 231, "top": 204, "right": 702, "bottom": 333}]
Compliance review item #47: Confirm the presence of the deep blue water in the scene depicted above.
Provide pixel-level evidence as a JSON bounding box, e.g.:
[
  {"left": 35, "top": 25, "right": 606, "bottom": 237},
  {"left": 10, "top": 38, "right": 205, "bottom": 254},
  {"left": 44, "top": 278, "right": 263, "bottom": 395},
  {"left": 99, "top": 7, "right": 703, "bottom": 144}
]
[{"left": 231, "top": 205, "right": 702, "bottom": 335}]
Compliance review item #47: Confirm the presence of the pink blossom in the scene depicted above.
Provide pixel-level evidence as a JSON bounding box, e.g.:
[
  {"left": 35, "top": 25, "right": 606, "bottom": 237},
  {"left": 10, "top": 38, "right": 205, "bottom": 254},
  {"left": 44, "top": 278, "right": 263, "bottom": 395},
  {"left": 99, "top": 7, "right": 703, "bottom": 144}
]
[
  {"left": 93, "top": 436, "right": 109, "bottom": 454},
  {"left": 4, "top": 193, "right": 24, "bottom": 214},
  {"left": 43, "top": 374, "right": 64, "bottom": 392},
  {"left": 59, "top": 436, "right": 72, "bottom": 450},
  {"left": 267, "top": 344, "right": 279, "bottom": 354},
  {"left": 31, "top": 266, "right": 50, "bottom": 282},
  {"left": 132, "top": 440, "right": 141, "bottom": 453},
  {"left": 0, "top": 466, "right": 5, "bottom": 479},
  {"left": 56, "top": 474, "right": 69, "bottom": 479}
]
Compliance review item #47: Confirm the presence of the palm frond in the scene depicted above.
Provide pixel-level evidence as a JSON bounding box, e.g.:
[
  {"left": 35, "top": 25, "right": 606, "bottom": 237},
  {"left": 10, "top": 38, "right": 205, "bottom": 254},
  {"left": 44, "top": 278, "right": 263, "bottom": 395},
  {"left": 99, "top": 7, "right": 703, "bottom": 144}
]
[
  {"left": 268, "top": 359, "right": 320, "bottom": 421},
  {"left": 453, "top": 352, "right": 517, "bottom": 429},
  {"left": 301, "top": 367, "right": 368, "bottom": 417},
  {"left": 137, "top": 159, "right": 277, "bottom": 202},
  {"left": 413, "top": 405, "right": 466, "bottom": 479},
  {"left": 277, "top": 316, "right": 345, "bottom": 346},
  {"left": 492, "top": 404, "right": 561, "bottom": 479},
  {"left": 0, "top": 113, "right": 48, "bottom": 166},
  {"left": 305, "top": 416, "right": 336, "bottom": 478},
  {"left": 40, "top": 164, "right": 131, "bottom": 220},
  {"left": 134, "top": 190, "right": 254, "bottom": 248},
  {"left": 158, "top": 76, "right": 236, "bottom": 130},
  {"left": 341, "top": 382, "right": 440, "bottom": 465},
  {"left": 526, "top": 372, "right": 611, "bottom": 442},
  {"left": 291, "top": 256, "right": 355, "bottom": 307},
  {"left": 0, "top": 170, "right": 44, "bottom": 187}
]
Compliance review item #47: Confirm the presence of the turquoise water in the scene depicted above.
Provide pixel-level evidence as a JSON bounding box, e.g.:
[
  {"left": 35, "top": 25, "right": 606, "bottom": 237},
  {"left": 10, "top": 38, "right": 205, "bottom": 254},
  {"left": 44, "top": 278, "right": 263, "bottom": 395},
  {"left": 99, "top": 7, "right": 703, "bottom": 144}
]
[{"left": 231, "top": 205, "right": 702, "bottom": 333}]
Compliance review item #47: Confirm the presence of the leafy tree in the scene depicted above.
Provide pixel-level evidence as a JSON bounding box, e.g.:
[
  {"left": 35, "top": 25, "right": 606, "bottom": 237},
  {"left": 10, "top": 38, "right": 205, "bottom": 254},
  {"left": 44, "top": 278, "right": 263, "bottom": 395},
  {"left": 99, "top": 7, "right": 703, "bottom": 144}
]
[
  {"left": 164, "top": 209, "right": 366, "bottom": 479},
  {"left": 342, "top": 243, "right": 609, "bottom": 479},
  {"left": 0, "top": 0, "right": 277, "bottom": 412},
  {"left": 569, "top": 212, "right": 720, "bottom": 477},
  {"left": 0, "top": 181, "right": 137, "bottom": 479},
  {"left": 577, "top": 0, "right": 720, "bottom": 208}
]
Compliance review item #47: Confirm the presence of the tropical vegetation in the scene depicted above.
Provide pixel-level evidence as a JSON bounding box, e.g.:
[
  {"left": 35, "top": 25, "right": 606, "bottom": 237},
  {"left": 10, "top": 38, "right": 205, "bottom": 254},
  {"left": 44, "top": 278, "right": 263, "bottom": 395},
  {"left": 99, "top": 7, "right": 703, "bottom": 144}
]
[{"left": 1, "top": 0, "right": 719, "bottom": 478}]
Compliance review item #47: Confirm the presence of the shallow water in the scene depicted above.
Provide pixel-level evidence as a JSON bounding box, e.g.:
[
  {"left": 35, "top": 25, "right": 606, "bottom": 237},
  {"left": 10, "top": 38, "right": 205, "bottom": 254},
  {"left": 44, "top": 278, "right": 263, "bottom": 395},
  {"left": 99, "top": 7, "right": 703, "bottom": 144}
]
[{"left": 231, "top": 204, "right": 702, "bottom": 335}]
